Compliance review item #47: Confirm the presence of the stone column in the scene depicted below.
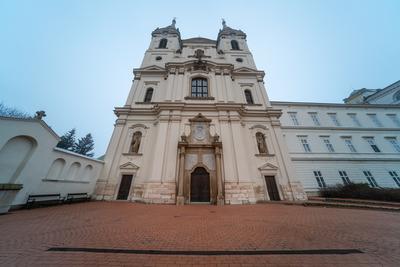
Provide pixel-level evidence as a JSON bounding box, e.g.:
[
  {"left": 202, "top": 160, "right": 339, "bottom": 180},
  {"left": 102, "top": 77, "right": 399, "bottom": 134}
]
[
  {"left": 214, "top": 144, "right": 224, "bottom": 205},
  {"left": 176, "top": 145, "right": 186, "bottom": 205}
]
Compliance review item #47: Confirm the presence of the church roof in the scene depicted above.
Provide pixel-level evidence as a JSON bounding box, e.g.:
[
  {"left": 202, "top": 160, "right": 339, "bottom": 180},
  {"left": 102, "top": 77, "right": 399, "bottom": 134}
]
[{"left": 182, "top": 37, "right": 216, "bottom": 44}]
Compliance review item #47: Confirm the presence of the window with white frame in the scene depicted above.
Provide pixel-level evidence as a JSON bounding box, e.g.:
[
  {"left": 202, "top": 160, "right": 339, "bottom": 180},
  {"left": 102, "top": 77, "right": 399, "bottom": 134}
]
[
  {"left": 309, "top": 112, "right": 321, "bottom": 126},
  {"left": 288, "top": 112, "right": 300, "bottom": 126},
  {"left": 313, "top": 171, "right": 326, "bottom": 188},
  {"left": 348, "top": 113, "right": 362, "bottom": 127},
  {"left": 389, "top": 171, "right": 400, "bottom": 187},
  {"left": 367, "top": 114, "right": 383, "bottom": 127},
  {"left": 321, "top": 137, "right": 335, "bottom": 152},
  {"left": 342, "top": 137, "right": 357, "bottom": 152},
  {"left": 385, "top": 137, "right": 400, "bottom": 152},
  {"left": 386, "top": 114, "right": 400, "bottom": 127},
  {"left": 328, "top": 113, "right": 341, "bottom": 126},
  {"left": 339, "top": 170, "right": 351, "bottom": 185},
  {"left": 364, "top": 137, "right": 381, "bottom": 152},
  {"left": 363, "top": 170, "right": 378, "bottom": 187},
  {"left": 298, "top": 136, "right": 311, "bottom": 152}
]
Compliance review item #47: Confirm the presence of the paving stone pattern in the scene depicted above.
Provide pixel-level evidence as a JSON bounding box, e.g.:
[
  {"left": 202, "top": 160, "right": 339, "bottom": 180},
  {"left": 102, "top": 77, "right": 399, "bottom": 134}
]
[{"left": 0, "top": 202, "right": 399, "bottom": 266}]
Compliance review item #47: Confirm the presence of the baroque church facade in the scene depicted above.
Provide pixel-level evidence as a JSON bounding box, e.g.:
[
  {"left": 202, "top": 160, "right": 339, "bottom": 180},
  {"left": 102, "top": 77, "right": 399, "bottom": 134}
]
[
  {"left": 94, "top": 20, "right": 400, "bottom": 204},
  {"left": 94, "top": 19, "right": 308, "bottom": 204}
]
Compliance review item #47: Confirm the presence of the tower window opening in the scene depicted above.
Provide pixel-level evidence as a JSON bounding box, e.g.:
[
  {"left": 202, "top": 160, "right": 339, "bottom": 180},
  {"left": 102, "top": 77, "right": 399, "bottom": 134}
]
[
  {"left": 231, "top": 40, "right": 239, "bottom": 50},
  {"left": 144, "top": 88, "right": 153, "bottom": 103},
  {"left": 158, "top": 38, "right": 168, "bottom": 49},
  {"left": 244, "top": 89, "right": 254, "bottom": 104}
]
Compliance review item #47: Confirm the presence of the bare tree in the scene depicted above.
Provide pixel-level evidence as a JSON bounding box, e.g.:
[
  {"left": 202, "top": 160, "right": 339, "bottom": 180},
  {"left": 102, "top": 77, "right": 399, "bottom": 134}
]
[{"left": 0, "top": 103, "right": 31, "bottom": 119}]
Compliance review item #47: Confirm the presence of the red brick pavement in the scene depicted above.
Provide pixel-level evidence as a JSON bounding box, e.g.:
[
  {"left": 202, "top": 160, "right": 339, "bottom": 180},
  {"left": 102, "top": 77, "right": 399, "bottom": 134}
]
[{"left": 0, "top": 202, "right": 399, "bottom": 266}]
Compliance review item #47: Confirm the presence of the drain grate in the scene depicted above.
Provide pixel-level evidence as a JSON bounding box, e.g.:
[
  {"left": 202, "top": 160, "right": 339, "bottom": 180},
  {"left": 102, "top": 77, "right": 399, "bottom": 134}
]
[{"left": 48, "top": 247, "right": 363, "bottom": 256}]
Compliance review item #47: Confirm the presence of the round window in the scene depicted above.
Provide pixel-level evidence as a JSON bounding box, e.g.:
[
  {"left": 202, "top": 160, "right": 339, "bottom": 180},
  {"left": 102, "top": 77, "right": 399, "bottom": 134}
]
[
  {"left": 156, "top": 56, "right": 162, "bottom": 61},
  {"left": 236, "top": 58, "right": 243, "bottom": 63}
]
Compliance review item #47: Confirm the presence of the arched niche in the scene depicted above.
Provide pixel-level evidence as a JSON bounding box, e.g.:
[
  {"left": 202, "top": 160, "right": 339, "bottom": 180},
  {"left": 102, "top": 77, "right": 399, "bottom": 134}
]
[
  {"left": 82, "top": 164, "right": 93, "bottom": 180},
  {"left": 0, "top": 135, "right": 37, "bottom": 183},
  {"left": 46, "top": 158, "right": 66, "bottom": 179},
  {"left": 66, "top": 162, "right": 81, "bottom": 180}
]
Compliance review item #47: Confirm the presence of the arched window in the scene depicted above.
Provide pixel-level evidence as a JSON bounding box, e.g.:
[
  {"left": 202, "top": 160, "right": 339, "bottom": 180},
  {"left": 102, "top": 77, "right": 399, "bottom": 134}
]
[
  {"left": 231, "top": 40, "right": 239, "bottom": 50},
  {"left": 158, "top": 38, "right": 168, "bottom": 49},
  {"left": 130, "top": 131, "right": 142, "bottom": 153},
  {"left": 191, "top": 78, "right": 208, "bottom": 98},
  {"left": 244, "top": 89, "right": 254, "bottom": 104},
  {"left": 144, "top": 88, "right": 153, "bottom": 103}
]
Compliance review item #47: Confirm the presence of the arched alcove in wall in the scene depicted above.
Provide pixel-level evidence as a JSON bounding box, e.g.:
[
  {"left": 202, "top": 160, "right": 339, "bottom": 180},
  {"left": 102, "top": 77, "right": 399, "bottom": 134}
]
[
  {"left": 46, "top": 158, "right": 66, "bottom": 179},
  {"left": 66, "top": 162, "right": 81, "bottom": 180},
  {"left": 0, "top": 135, "right": 37, "bottom": 183},
  {"left": 82, "top": 164, "right": 93, "bottom": 180}
]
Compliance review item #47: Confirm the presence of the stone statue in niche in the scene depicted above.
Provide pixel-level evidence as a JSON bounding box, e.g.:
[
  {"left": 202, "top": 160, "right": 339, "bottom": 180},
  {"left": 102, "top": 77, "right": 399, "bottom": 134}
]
[
  {"left": 256, "top": 132, "right": 268, "bottom": 154},
  {"left": 130, "top": 131, "right": 142, "bottom": 153}
]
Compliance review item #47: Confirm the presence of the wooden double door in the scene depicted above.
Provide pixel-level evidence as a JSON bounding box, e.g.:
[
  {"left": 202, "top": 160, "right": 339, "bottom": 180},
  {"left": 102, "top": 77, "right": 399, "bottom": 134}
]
[
  {"left": 264, "top": 176, "right": 280, "bottom": 201},
  {"left": 190, "top": 167, "right": 210, "bottom": 203}
]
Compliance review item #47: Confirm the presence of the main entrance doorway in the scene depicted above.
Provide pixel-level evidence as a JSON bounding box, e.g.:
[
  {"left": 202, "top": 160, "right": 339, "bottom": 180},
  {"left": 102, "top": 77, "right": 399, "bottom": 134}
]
[
  {"left": 264, "top": 175, "right": 280, "bottom": 201},
  {"left": 190, "top": 167, "right": 210, "bottom": 203},
  {"left": 117, "top": 175, "right": 133, "bottom": 200}
]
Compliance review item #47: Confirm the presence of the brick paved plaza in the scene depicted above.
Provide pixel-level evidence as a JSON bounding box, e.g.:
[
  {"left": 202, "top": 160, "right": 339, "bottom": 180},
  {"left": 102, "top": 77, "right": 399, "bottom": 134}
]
[{"left": 0, "top": 202, "right": 399, "bottom": 266}]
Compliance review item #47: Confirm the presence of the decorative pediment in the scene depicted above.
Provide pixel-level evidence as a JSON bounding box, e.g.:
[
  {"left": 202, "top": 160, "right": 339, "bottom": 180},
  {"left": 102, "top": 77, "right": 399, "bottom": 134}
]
[
  {"left": 258, "top": 162, "right": 278, "bottom": 171},
  {"left": 119, "top": 162, "right": 140, "bottom": 170},
  {"left": 232, "top": 67, "right": 265, "bottom": 81},
  {"left": 189, "top": 113, "right": 212, "bottom": 123},
  {"left": 249, "top": 124, "right": 268, "bottom": 130},
  {"left": 136, "top": 65, "right": 166, "bottom": 72}
]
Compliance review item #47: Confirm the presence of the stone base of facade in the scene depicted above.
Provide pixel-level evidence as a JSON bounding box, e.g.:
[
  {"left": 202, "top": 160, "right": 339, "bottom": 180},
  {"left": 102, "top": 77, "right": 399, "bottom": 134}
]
[
  {"left": 224, "top": 182, "right": 259, "bottom": 204},
  {"left": 281, "top": 181, "right": 308, "bottom": 201},
  {"left": 132, "top": 182, "right": 176, "bottom": 204}
]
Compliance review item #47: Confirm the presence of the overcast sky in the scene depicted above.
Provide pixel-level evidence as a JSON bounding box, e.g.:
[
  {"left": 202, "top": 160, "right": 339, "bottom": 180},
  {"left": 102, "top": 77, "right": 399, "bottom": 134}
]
[{"left": 1, "top": 0, "right": 399, "bottom": 157}]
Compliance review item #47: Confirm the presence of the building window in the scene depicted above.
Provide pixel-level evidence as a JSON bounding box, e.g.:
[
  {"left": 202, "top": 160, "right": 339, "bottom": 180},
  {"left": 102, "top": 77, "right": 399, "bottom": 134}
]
[
  {"left": 244, "top": 89, "right": 254, "bottom": 104},
  {"left": 158, "top": 38, "right": 167, "bottom": 49},
  {"left": 191, "top": 78, "right": 208, "bottom": 98},
  {"left": 231, "top": 40, "right": 239, "bottom": 50},
  {"left": 348, "top": 113, "right": 362, "bottom": 127},
  {"left": 386, "top": 114, "right": 400, "bottom": 127},
  {"left": 144, "top": 88, "right": 153, "bottom": 103},
  {"left": 313, "top": 171, "right": 326, "bottom": 188},
  {"left": 321, "top": 137, "right": 335, "bottom": 152},
  {"left": 288, "top": 112, "right": 300, "bottom": 126},
  {"left": 343, "top": 138, "right": 357, "bottom": 153},
  {"left": 364, "top": 137, "right": 381, "bottom": 152},
  {"left": 299, "top": 136, "right": 312, "bottom": 152},
  {"left": 389, "top": 171, "right": 400, "bottom": 187},
  {"left": 363, "top": 170, "right": 378, "bottom": 187},
  {"left": 367, "top": 114, "right": 383, "bottom": 127},
  {"left": 386, "top": 137, "right": 400, "bottom": 152},
  {"left": 339, "top": 170, "right": 351, "bottom": 185},
  {"left": 309, "top": 112, "right": 321, "bottom": 126},
  {"left": 328, "top": 113, "right": 341, "bottom": 126}
]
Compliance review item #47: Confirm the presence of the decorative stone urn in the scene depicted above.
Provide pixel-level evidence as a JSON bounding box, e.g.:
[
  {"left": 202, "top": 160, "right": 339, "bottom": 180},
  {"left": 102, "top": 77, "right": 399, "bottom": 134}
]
[{"left": 0, "top": 183, "right": 23, "bottom": 214}]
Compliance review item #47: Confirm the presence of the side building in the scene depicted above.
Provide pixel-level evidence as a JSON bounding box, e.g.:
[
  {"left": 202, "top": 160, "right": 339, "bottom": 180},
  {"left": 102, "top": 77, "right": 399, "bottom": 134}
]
[{"left": 272, "top": 101, "right": 400, "bottom": 195}]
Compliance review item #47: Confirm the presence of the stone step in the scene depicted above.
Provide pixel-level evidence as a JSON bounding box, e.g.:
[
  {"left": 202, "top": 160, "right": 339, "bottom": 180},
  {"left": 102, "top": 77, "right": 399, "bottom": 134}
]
[{"left": 308, "top": 197, "right": 400, "bottom": 207}]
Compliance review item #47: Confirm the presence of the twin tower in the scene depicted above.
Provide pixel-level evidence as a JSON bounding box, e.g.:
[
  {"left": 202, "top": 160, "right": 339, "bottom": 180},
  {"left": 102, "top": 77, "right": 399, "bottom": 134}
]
[{"left": 94, "top": 19, "right": 307, "bottom": 204}]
